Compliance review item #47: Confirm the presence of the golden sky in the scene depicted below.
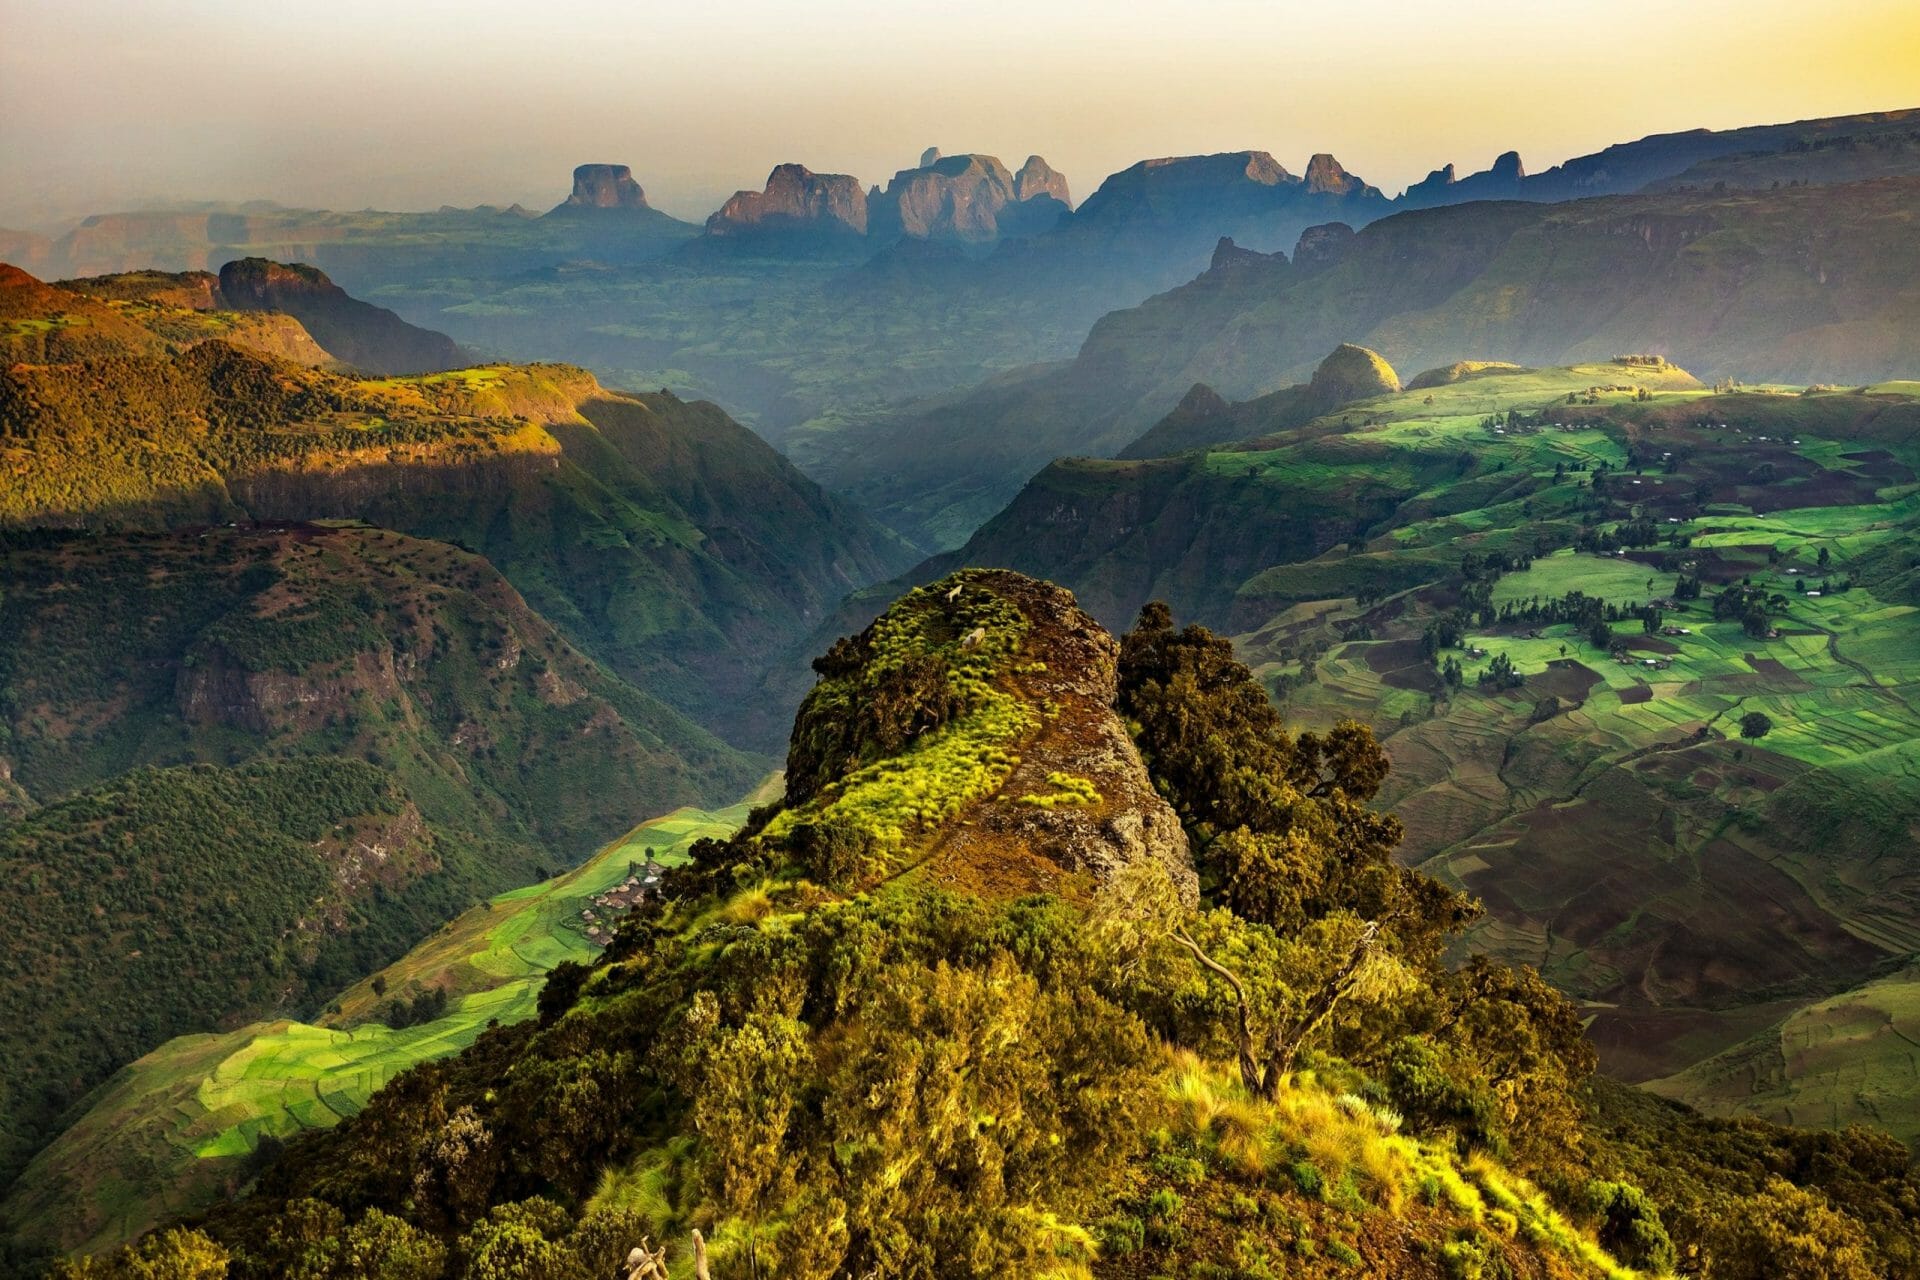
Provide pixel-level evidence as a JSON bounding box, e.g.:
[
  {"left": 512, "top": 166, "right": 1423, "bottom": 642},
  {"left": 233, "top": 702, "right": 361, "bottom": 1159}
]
[{"left": 2, "top": 0, "right": 1917, "bottom": 226}]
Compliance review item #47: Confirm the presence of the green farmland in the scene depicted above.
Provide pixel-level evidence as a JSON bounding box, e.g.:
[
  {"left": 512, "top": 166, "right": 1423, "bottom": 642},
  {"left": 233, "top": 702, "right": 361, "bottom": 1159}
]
[
  {"left": 1, "top": 795, "right": 762, "bottom": 1258},
  {"left": 1205, "top": 372, "right": 1920, "bottom": 1141}
]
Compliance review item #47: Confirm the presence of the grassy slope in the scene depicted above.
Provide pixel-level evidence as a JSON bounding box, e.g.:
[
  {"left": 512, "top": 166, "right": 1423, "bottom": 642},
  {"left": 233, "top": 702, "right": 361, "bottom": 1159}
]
[
  {"left": 1239, "top": 392, "right": 1920, "bottom": 1136},
  {"left": 1645, "top": 958, "right": 1920, "bottom": 1143},
  {"left": 1, "top": 794, "right": 765, "bottom": 1258},
  {"left": 167, "top": 573, "right": 1653, "bottom": 1280}
]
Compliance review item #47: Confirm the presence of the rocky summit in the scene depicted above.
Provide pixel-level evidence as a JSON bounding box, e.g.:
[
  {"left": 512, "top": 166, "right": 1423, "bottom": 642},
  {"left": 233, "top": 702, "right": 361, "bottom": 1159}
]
[
  {"left": 868, "top": 151, "right": 1071, "bottom": 242},
  {"left": 781, "top": 569, "right": 1197, "bottom": 902}
]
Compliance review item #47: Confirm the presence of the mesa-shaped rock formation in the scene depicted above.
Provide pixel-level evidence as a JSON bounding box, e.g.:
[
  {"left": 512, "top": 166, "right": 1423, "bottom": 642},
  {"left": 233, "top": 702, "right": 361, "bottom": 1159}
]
[{"left": 553, "top": 162, "right": 651, "bottom": 211}]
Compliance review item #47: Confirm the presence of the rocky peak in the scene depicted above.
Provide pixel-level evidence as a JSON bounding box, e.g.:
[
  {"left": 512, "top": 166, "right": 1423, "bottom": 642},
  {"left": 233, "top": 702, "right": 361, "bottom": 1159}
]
[
  {"left": 1209, "top": 236, "right": 1286, "bottom": 273},
  {"left": 705, "top": 164, "right": 868, "bottom": 238},
  {"left": 1303, "top": 153, "right": 1358, "bottom": 195},
  {"left": 780, "top": 570, "right": 1196, "bottom": 902},
  {"left": 1292, "top": 221, "right": 1356, "bottom": 274},
  {"left": 919, "top": 146, "right": 943, "bottom": 167},
  {"left": 1491, "top": 150, "right": 1527, "bottom": 182},
  {"left": 1013, "top": 155, "right": 1072, "bottom": 207},
  {"left": 556, "top": 163, "right": 650, "bottom": 211},
  {"left": 869, "top": 153, "right": 1030, "bottom": 243}
]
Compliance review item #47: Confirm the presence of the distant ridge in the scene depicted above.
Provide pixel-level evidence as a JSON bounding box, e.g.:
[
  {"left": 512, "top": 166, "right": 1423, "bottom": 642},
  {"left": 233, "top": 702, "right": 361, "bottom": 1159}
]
[{"left": 214, "top": 257, "right": 466, "bottom": 375}]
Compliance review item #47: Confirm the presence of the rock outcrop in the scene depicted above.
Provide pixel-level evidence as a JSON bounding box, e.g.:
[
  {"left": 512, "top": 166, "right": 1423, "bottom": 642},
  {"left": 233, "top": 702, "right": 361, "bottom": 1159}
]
[
  {"left": 1303, "top": 153, "right": 1377, "bottom": 198},
  {"left": 705, "top": 164, "right": 868, "bottom": 238},
  {"left": 1069, "top": 150, "right": 1387, "bottom": 240},
  {"left": 1291, "top": 221, "right": 1356, "bottom": 274},
  {"left": 1013, "top": 154, "right": 1072, "bottom": 207},
  {"left": 781, "top": 570, "right": 1197, "bottom": 903},
  {"left": 554, "top": 163, "right": 651, "bottom": 211},
  {"left": 1400, "top": 150, "right": 1529, "bottom": 207},
  {"left": 1119, "top": 342, "right": 1398, "bottom": 459},
  {"left": 1074, "top": 151, "right": 1294, "bottom": 227},
  {"left": 1208, "top": 236, "right": 1286, "bottom": 273},
  {"left": 1307, "top": 342, "right": 1400, "bottom": 403}
]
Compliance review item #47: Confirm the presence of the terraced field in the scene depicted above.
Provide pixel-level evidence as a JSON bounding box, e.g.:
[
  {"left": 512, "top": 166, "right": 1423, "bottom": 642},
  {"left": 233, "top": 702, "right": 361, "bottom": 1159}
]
[
  {"left": 1196, "top": 375, "right": 1920, "bottom": 1141},
  {"left": 1, "top": 793, "right": 766, "bottom": 1258},
  {"left": 1648, "top": 959, "right": 1920, "bottom": 1141}
]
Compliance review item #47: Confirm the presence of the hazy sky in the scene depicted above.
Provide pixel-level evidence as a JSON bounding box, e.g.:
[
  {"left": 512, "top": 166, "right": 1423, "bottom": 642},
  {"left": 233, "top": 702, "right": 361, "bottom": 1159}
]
[{"left": 4, "top": 0, "right": 1918, "bottom": 228}]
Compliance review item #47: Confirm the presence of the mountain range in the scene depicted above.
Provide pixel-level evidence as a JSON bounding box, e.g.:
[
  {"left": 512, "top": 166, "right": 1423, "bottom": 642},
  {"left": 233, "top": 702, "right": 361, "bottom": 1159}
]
[
  {"left": 5, "top": 99, "right": 1920, "bottom": 1280},
  {"left": 810, "top": 174, "right": 1920, "bottom": 547}
]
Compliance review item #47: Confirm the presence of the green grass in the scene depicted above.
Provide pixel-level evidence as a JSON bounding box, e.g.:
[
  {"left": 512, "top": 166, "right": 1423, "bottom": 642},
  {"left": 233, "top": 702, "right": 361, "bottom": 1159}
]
[
  {"left": 1489, "top": 549, "right": 1674, "bottom": 610},
  {"left": 1199, "top": 374, "right": 1920, "bottom": 1128}
]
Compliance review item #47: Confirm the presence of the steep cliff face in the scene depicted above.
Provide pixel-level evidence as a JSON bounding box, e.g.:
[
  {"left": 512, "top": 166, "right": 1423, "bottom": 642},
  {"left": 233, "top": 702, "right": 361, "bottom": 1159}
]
[
  {"left": 38, "top": 266, "right": 338, "bottom": 365},
  {"left": 704, "top": 163, "right": 868, "bottom": 238},
  {"left": 0, "top": 290, "right": 911, "bottom": 747}
]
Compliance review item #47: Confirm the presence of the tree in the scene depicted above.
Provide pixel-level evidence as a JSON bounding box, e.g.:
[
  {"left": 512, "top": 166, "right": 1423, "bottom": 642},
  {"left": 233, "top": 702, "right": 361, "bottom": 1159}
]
[
  {"left": 1739, "top": 711, "right": 1774, "bottom": 740},
  {"left": 1709, "top": 1178, "right": 1877, "bottom": 1280},
  {"left": 1588, "top": 619, "right": 1614, "bottom": 652},
  {"left": 1095, "top": 864, "right": 1411, "bottom": 1098},
  {"left": 1477, "top": 653, "right": 1522, "bottom": 690},
  {"left": 50, "top": 1229, "right": 228, "bottom": 1279}
]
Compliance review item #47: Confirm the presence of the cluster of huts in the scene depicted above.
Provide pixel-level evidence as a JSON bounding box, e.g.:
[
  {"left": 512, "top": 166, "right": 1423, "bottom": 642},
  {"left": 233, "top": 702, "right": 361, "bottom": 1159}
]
[{"left": 579, "top": 859, "right": 666, "bottom": 947}]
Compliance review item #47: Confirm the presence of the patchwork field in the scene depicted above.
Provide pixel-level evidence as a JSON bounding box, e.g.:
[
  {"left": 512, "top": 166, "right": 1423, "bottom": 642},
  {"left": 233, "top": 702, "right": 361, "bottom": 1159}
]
[
  {"left": 1213, "top": 374, "right": 1920, "bottom": 1144},
  {"left": 1, "top": 793, "right": 765, "bottom": 1258}
]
